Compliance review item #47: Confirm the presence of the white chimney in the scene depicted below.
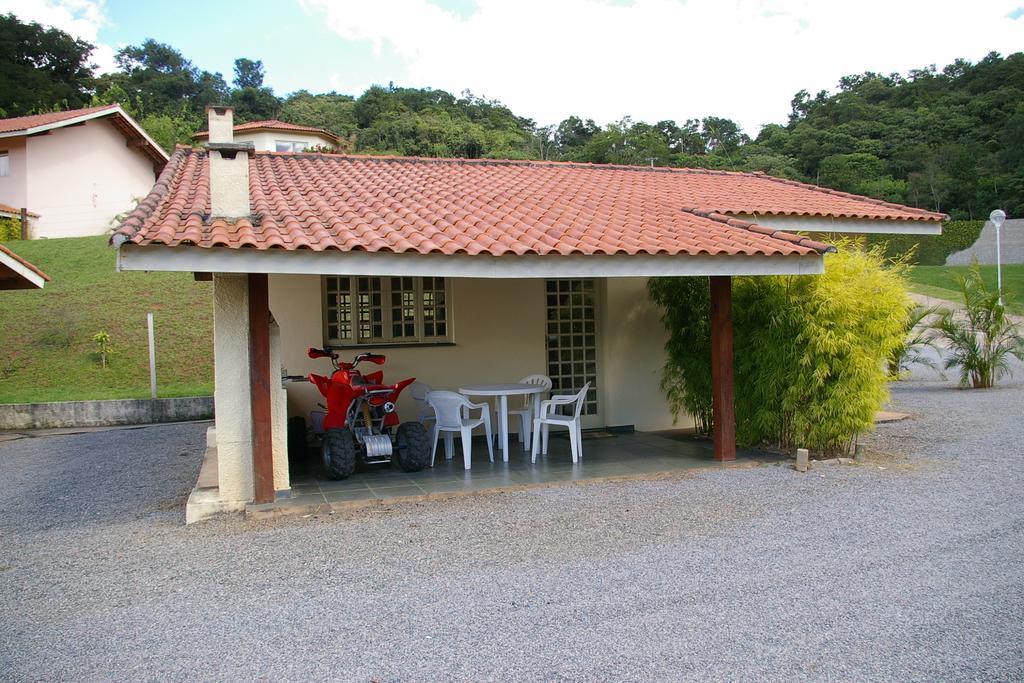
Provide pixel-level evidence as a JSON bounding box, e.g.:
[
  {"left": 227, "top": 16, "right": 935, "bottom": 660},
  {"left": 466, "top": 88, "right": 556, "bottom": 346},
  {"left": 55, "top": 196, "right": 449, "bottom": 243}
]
[{"left": 206, "top": 105, "right": 252, "bottom": 219}]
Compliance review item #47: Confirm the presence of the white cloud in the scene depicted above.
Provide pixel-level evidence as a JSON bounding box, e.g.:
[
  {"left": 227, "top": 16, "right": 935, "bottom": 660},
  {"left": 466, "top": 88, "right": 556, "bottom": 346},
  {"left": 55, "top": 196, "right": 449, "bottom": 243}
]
[
  {"left": 0, "top": 0, "right": 118, "bottom": 73},
  {"left": 302, "top": 0, "right": 1024, "bottom": 134}
]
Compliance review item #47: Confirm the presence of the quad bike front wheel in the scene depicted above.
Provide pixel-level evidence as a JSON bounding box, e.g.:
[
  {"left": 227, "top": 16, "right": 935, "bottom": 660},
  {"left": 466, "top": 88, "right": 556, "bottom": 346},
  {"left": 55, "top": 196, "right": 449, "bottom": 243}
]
[
  {"left": 394, "top": 421, "right": 431, "bottom": 472},
  {"left": 322, "top": 427, "right": 357, "bottom": 479}
]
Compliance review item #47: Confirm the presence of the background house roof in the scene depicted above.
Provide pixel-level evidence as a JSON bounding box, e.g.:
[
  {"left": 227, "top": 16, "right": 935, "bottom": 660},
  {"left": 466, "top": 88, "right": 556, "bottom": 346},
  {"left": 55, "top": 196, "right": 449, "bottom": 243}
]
[
  {"left": 0, "top": 104, "right": 169, "bottom": 168},
  {"left": 0, "top": 243, "right": 50, "bottom": 289},
  {"left": 0, "top": 203, "right": 39, "bottom": 219},
  {"left": 114, "top": 149, "right": 944, "bottom": 259},
  {"left": 193, "top": 119, "right": 341, "bottom": 145}
]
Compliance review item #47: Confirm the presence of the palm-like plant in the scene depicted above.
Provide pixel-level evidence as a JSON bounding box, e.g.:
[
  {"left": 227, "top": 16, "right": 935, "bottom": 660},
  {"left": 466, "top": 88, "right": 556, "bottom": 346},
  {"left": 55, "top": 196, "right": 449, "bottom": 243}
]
[
  {"left": 931, "top": 267, "right": 1024, "bottom": 388},
  {"left": 887, "top": 304, "right": 939, "bottom": 379}
]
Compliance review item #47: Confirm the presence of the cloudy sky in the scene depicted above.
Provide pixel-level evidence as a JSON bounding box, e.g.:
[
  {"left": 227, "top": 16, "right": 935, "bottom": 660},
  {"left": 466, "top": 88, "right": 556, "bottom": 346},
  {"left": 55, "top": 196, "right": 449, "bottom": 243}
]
[{"left": 2, "top": 0, "right": 1022, "bottom": 134}]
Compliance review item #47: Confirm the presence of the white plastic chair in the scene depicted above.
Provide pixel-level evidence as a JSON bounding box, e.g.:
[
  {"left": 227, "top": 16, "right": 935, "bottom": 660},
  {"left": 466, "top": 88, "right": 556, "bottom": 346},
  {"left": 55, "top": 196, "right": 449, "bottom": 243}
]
[
  {"left": 508, "top": 374, "right": 552, "bottom": 451},
  {"left": 426, "top": 391, "right": 495, "bottom": 470},
  {"left": 409, "top": 381, "right": 435, "bottom": 426},
  {"left": 531, "top": 382, "right": 590, "bottom": 464}
]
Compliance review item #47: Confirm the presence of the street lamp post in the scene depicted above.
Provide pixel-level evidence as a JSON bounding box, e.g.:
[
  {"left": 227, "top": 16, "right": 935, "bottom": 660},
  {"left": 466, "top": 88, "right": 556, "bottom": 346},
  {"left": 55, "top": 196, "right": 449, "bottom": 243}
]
[{"left": 990, "top": 209, "right": 1007, "bottom": 305}]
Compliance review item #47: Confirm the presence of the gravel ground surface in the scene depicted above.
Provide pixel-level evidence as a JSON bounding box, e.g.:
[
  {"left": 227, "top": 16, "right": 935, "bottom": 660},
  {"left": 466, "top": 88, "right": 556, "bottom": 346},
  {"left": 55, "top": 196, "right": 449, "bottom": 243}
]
[{"left": 2, "top": 357, "right": 1023, "bottom": 681}]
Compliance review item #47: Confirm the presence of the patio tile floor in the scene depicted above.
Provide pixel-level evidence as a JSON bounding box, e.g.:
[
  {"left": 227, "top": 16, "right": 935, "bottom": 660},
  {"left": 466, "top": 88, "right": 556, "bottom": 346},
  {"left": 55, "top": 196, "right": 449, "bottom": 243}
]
[{"left": 276, "top": 430, "right": 779, "bottom": 510}]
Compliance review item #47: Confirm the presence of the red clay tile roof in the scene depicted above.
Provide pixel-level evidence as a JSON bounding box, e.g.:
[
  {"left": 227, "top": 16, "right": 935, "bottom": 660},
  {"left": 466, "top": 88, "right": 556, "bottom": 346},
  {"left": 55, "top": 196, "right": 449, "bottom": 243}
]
[
  {"left": 0, "top": 104, "right": 169, "bottom": 167},
  {"left": 0, "top": 203, "right": 39, "bottom": 218},
  {"left": 193, "top": 119, "right": 340, "bottom": 145},
  {"left": 113, "top": 148, "right": 945, "bottom": 258},
  {"left": 0, "top": 104, "right": 119, "bottom": 134},
  {"left": 0, "top": 243, "right": 51, "bottom": 282}
]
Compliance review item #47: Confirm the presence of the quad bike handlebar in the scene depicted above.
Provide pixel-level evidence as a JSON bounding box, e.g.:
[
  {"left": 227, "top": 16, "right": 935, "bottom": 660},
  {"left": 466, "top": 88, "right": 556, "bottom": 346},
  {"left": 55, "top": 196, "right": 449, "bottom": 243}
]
[{"left": 306, "top": 347, "right": 386, "bottom": 368}]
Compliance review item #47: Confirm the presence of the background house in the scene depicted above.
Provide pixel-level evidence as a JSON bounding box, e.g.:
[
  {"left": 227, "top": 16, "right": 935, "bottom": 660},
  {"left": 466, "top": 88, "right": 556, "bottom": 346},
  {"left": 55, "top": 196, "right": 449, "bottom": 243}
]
[
  {"left": 0, "top": 105, "right": 168, "bottom": 239},
  {"left": 193, "top": 119, "right": 340, "bottom": 152}
]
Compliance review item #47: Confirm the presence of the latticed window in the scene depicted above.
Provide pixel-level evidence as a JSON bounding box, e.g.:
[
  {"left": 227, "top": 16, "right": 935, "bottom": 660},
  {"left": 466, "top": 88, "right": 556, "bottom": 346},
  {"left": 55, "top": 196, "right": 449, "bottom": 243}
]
[{"left": 324, "top": 276, "right": 453, "bottom": 346}]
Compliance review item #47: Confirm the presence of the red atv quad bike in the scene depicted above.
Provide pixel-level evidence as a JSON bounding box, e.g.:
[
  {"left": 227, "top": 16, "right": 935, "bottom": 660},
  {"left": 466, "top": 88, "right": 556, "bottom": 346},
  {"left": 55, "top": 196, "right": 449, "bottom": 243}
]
[{"left": 295, "top": 348, "right": 431, "bottom": 480}]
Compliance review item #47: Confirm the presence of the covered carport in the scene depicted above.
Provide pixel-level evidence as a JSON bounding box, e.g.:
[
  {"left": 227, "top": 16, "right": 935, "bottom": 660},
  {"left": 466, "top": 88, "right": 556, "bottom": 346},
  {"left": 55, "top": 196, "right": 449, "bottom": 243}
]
[{"left": 111, "top": 106, "right": 944, "bottom": 520}]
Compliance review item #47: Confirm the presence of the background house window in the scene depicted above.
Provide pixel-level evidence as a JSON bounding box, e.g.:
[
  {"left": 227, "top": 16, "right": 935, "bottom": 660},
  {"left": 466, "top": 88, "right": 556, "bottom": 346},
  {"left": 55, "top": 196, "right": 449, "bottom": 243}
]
[
  {"left": 324, "top": 276, "right": 453, "bottom": 346},
  {"left": 275, "top": 140, "right": 309, "bottom": 152},
  {"left": 0, "top": 152, "right": 8, "bottom": 177}
]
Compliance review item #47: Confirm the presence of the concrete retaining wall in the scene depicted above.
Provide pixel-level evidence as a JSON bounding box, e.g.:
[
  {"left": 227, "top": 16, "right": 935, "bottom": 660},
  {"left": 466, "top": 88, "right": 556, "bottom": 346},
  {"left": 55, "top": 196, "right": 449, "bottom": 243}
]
[
  {"left": 946, "top": 219, "right": 1024, "bottom": 265},
  {"left": 0, "top": 396, "right": 213, "bottom": 430}
]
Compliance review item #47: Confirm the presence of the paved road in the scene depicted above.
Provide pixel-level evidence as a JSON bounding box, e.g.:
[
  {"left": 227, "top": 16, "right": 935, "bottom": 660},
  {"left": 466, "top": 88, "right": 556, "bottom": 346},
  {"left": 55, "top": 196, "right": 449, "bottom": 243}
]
[{"left": 2, "top": 363, "right": 1022, "bottom": 681}]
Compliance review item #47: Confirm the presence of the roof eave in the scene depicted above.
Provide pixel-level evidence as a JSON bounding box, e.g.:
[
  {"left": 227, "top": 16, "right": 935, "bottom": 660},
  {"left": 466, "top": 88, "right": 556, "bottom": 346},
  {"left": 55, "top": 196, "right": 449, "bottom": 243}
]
[
  {"left": 0, "top": 105, "right": 169, "bottom": 164},
  {"left": 116, "top": 243, "right": 825, "bottom": 278}
]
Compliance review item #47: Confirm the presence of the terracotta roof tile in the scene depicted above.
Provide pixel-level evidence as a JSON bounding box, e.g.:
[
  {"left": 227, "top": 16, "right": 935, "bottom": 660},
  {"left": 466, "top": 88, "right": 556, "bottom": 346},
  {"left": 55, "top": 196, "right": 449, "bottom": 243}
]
[
  {"left": 0, "top": 105, "right": 119, "bottom": 134},
  {"left": 114, "top": 149, "right": 947, "bottom": 258},
  {"left": 0, "top": 105, "right": 168, "bottom": 167},
  {"left": 0, "top": 203, "right": 38, "bottom": 218},
  {"left": 193, "top": 119, "right": 340, "bottom": 144},
  {"left": 0, "top": 243, "right": 51, "bottom": 282}
]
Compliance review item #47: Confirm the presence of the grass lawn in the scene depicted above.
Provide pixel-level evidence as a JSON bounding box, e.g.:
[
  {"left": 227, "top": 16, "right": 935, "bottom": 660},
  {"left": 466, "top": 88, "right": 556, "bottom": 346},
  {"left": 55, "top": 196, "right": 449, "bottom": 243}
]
[
  {"left": 906, "top": 264, "right": 1024, "bottom": 315},
  {"left": 0, "top": 236, "right": 213, "bottom": 404}
]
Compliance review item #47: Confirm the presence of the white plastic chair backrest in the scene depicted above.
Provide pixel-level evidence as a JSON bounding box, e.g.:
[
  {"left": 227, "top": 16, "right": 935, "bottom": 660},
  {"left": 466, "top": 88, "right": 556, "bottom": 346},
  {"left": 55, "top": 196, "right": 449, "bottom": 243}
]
[
  {"left": 409, "top": 381, "right": 431, "bottom": 405},
  {"left": 570, "top": 382, "right": 591, "bottom": 420},
  {"left": 519, "top": 374, "right": 552, "bottom": 391},
  {"left": 409, "top": 378, "right": 430, "bottom": 417},
  {"left": 518, "top": 374, "right": 552, "bottom": 406},
  {"left": 426, "top": 391, "right": 472, "bottom": 429}
]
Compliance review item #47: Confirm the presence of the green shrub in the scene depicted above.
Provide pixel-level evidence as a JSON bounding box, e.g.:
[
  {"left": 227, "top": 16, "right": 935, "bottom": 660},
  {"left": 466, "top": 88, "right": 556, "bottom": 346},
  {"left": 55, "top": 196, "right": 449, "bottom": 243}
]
[
  {"left": 0, "top": 216, "right": 20, "bottom": 243},
  {"left": 649, "top": 243, "right": 909, "bottom": 454},
  {"left": 867, "top": 220, "right": 984, "bottom": 266},
  {"left": 887, "top": 305, "right": 939, "bottom": 379},
  {"left": 930, "top": 266, "right": 1024, "bottom": 388}
]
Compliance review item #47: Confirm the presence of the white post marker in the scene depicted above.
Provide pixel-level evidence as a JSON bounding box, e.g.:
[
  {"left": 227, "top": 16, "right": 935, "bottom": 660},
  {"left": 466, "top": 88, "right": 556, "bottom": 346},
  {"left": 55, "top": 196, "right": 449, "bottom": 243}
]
[
  {"left": 990, "top": 209, "right": 1006, "bottom": 306},
  {"left": 147, "top": 312, "right": 157, "bottom": 399},
  {"left": 795, "top": 448, "right": 809, "bottom": 473}
]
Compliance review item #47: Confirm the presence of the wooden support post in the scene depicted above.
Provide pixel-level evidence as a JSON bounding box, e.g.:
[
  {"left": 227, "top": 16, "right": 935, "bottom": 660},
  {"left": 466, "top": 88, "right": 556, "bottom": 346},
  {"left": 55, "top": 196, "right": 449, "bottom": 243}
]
[
  {"left": 248, "top": 273, "right": 274, "bottom": 504},
  {"left": 19, "top": 208, "right": 28, "bottom": 240},
  {"left": 710, "top": 275, "right": 736, "bottom": 462}
]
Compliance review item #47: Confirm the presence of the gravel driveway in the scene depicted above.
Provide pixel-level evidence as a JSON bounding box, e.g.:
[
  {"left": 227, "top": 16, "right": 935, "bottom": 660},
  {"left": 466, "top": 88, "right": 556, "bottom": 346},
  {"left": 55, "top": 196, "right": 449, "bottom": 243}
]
[{"left": 2, "top": 359, "right": 1023, "bottom": 681}]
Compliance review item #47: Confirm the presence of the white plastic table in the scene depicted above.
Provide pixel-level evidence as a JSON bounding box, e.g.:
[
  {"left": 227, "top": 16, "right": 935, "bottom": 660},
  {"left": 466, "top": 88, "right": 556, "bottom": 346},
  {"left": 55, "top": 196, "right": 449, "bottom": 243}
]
[{"left": 459, "top": 383, "right": 546, "bottom": 461}]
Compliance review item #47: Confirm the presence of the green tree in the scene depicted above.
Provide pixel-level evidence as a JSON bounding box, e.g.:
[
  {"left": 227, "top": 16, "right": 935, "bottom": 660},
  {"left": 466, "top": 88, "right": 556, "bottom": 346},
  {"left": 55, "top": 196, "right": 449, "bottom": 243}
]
[
  {"left": 112, "top": 39, "right": 228, "bottom": 118},
  {"left": 0, "top": 13, "right": 96, "bottom": 115},
  {"left": 230, "top": 86, "right": 279, "bottom": 122},
  {"left": 232, "top": 57, "right": 264, "bottom": 89}
]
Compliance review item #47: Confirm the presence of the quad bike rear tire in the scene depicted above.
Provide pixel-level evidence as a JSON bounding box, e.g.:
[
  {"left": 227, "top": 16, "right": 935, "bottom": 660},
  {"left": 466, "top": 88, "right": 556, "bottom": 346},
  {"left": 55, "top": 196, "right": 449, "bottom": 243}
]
[
  {"left": 394, "top": 421, "right": 431, "bottom": 472},
  {"left": 322, "top": 427, "right": 357, "bottom": 480},
  {"left": 287, "top": 416, "right": 308, "bottom": 463}
]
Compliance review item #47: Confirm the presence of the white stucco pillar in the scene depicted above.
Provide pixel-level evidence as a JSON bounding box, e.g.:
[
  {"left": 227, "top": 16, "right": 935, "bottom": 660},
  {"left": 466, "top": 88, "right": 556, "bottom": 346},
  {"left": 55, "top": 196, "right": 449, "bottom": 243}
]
[
  {"left": 212, "top": 273, "right": 290, "bottom": 502},
  {"left": 213, "top": 273, "right": 254, "bottom": 502}
]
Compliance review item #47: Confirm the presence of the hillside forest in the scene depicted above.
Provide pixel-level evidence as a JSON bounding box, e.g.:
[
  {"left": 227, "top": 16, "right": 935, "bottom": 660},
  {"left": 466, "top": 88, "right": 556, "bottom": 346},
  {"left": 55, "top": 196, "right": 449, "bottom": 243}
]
[{"left": 2, "top": 13, "right": 1022, "bottom": 221}]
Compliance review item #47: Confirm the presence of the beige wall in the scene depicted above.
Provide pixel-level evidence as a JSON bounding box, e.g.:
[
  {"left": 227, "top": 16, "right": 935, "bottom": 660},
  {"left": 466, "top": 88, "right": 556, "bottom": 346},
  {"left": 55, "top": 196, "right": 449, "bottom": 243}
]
[
  {"left": 0, "top": 136, "right": 28, "bottom": 212},
  {"left": 26, "top": 118, "right": 157, "bottom": 239},
  {"left": 601, "top": 278, "right": 687, "bottom": 431},
  {"left": 269, "top": 274, "right": 685, "bottom": 433},
  {"left": 270, "top": 275, "right": 549, "bottom": 421},
  {"left": 235, "top": 131, "right": 335, "bottom": 152}
]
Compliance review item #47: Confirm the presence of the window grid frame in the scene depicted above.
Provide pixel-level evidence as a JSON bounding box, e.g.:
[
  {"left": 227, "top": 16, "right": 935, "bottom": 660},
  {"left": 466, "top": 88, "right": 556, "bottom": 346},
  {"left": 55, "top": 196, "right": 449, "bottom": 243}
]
[{"left": 324, "top": 275, "right": 453, "bottom": 347}]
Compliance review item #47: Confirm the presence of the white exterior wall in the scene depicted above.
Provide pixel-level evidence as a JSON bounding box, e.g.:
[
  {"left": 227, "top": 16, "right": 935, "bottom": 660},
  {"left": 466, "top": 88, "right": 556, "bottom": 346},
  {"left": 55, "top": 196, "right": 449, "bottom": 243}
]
[
  {"left": 213, "top": 274, "right": 289, "bottom": 504},
  {"left": 0, "top": 136, "right": 28, "bottom": 213},
  {"left": 233, "top": 131, "right": 335, "bottom": 152},
  {"left": 601, "top": 278, "right": 687, "bottom": 431},
  {"left": 26, "top": 118, "right": 157, "bottom": 238},
  {"left": 269, "top": 274, "right": 684, "bottom": 433}
]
